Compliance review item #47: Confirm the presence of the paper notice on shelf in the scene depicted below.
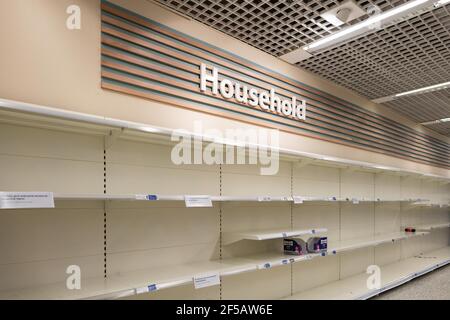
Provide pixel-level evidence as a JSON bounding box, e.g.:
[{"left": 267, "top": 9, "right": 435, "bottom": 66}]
[
  {"left": 293, "top": 196, "right": 304, "bottom": 204},
  {"left": 0, "top": 192, "right": 54, "bottom": 209},
  {"left": 185, "top": 196, "right": 213, "bottom": 208},
  {"left": 352, "top": 198, "right": 360, "bottom": 204},
  {"left": 193, "top": 274, "right": 220, "bottom": 289},
  {"left": 258, "top": 196, "right": 272, "bottom": 202}
]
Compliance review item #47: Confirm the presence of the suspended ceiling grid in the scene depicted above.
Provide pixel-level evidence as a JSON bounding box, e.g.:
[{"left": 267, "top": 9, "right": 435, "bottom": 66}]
[
  {"left": 156, "top": 0, "right": 409, "bottom": 55},
  {"left": 155, "top": 0, "right": 450, "bottom": 136},
  {"left": 297, "top": 4, "right": 450, "bottom": 136}
]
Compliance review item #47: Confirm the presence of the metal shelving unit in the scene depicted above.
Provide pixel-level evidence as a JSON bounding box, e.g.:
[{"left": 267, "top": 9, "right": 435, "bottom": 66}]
[{"left": 0, "top": 98, "right": 448, "bottom": 300}]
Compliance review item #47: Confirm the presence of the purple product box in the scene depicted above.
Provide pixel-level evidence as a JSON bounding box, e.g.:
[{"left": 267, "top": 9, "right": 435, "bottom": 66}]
[
  {"left": 307, "top": 237, "right": 328, "bottom": 253},
  {"left": 283, "top": 238, "right": 307, "bottom": 256}
]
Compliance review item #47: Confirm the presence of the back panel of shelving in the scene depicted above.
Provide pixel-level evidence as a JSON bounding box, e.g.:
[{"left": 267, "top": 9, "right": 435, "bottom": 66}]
[{"left": 0, "top": 123, "right": 105, "bottom": 290}]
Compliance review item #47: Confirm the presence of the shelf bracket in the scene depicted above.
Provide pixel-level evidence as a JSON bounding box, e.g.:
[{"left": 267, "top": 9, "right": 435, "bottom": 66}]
[
  {"left": 104, "top": 128, "right": 124, "bottom": 150},
  {"left": 392, "top": 171, "right": 409, "bottom": 177},
  {"left": 222, "top": 233, "right": 243, "bottom": 246},
  {"left": 296, "top": 159, "right": 314, "bottom": 169},
  {"left": 343, "top": 166, "right": 357, "bottom": 173},
  {"left": 375, "top": 170, "right": 391, "bottom": 176},
  {"left": 401, "top": 174, "right": 419, "bottom": 182}
]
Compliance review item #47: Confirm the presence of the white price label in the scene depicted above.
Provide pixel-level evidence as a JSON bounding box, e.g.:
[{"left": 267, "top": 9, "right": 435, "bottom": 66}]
[
  {"left": 185, "top": 196, "right": 212, "bottom": 208},
  {"left": 258, "top": 196, "right": 272, "bottom": 202},
  {"left": 257, "top": 262, "right": 272, "bottom": 270},
  {"left": 193, "top": 274, "right": 220, "bottom": 289},
  {"left": 352, "top": 198, "right": 360, "bottom": 204},
  {"left": 0, "top": 192, "right": 54, "bottom": 209},
  {"left": 135, "top": 195, "right": 158, "bottom": 201},
  {"left": 293, "top": 196, "right": 304, "bottom": 204},
  {"left": 135, "top": 284, "right": 158, "bottom": 294}
]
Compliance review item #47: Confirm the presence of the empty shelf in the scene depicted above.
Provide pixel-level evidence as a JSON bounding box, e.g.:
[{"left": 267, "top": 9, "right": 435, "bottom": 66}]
[
  {"left": 403, "top": 222, "right": 450, "bottom": 232},
  {"left": 1, "top": 241, "right": 445, "bottom": 300},
  {"left": 0, "top": 192, "right": 432, "bottom": 208},
  {"left": 0, "top": 258, "right": 256, "bottom": 300},
  {"left": 235, "top": 251, "right": 322, "bottom": 270},
  {"left": 0, "top": 252, "right": 318, "bottom": 300},
  {"left": 223, "top": 227, "right": 327, "bottom": 245},
  {"left": 328, "top": 231, "right": 429, "bottom": 254},
  {"left": 284, "top": 246, "right": 450, "bottom": 300}
]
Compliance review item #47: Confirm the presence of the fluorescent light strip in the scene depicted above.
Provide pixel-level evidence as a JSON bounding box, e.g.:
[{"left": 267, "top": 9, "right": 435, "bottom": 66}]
[
  {"left": 421, "top": 118, "right": 450, "bottom": 125},
  {"left": 303, "top": 0, "right": 431, "bottom": 51},
  {"left": 395, "top": 81, "right": 450, "bottom": 97},
  {"left": 435, "top": 0, "right": 450, "bottom": 6},
  {"left": 372, "top": 80, "right": 450, "bottom": 103}
]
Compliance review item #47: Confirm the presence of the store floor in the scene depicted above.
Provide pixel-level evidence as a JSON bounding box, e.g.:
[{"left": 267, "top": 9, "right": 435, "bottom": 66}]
[{"left": 372, "top": 264, "right": 450, "bottom": 300}]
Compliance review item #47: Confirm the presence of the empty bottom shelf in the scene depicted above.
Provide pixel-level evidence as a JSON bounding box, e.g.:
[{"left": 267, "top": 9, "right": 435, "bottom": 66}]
[
  {"left": 284, "top": 246, "right": 450, "bottom": 300},
  {"left": 2, "top": 246, "right": 449, "bottom": 300},
  {"left": 0, "top": 258, "right": 255, "bottom": 300}
]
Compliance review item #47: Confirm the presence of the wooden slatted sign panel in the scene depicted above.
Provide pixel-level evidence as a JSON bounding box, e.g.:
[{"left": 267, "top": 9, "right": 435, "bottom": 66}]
[{"left": 100, "top": 1, "right": 450, "bottom": 169}]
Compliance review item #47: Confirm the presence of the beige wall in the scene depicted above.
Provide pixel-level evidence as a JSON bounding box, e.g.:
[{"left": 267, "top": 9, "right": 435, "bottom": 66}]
[{"left": 0, "top": 0, "right": 449, "bottom": 179}]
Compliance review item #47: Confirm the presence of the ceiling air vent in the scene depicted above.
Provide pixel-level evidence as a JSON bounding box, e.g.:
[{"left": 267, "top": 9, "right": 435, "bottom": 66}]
[{"left": 320, "top": 0, "right": 366, "bottom": 27}]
